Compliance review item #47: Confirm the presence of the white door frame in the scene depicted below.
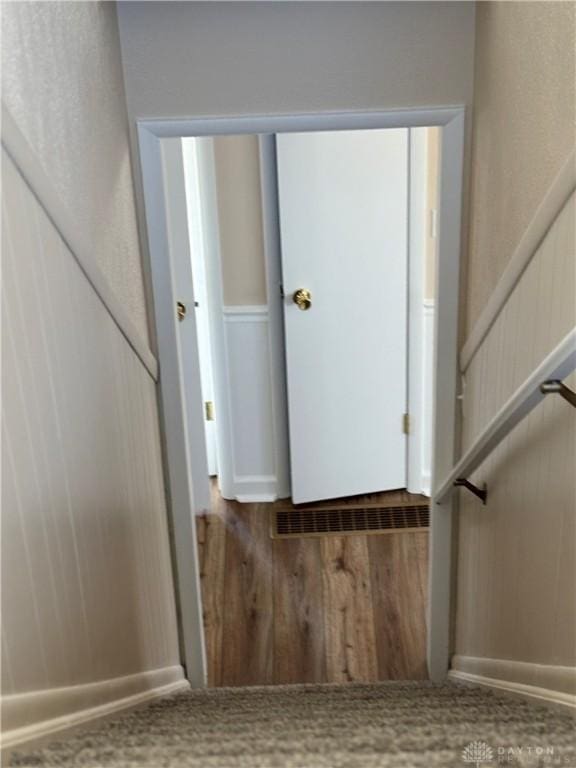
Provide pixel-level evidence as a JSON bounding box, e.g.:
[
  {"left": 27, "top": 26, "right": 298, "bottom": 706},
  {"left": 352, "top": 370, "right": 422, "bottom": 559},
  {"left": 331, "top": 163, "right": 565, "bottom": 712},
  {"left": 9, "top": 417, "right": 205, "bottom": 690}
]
[
  {"left": 137, "top": 106, "right": 465, "bottom": 685},
  {"left": 182, "top": 139, "right": 218, "bottom": 477},
  {"left": 407, "top": 127, "right": 431, "bottom": 496}
]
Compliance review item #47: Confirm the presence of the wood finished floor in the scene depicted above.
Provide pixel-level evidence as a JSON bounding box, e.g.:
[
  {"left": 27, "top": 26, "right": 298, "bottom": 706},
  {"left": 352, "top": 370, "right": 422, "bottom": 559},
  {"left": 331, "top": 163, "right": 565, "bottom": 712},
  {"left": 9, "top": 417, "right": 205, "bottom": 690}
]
[{"left": 196, "top": 486, "right": 429, "bottom": 687}]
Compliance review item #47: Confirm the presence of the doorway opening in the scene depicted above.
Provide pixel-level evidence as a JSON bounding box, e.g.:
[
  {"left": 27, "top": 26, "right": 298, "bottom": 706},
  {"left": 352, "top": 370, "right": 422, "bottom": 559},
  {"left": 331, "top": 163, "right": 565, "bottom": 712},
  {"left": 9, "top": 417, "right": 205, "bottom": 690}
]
[
  {"left": 137, "top": 107, "right": 465, "bottom": 686},
  {"left": 160, "top": 124, "right": 443, "bottom": 686},
  {"left": 176, "top": 127, "right": 440, "bottom": 508}
]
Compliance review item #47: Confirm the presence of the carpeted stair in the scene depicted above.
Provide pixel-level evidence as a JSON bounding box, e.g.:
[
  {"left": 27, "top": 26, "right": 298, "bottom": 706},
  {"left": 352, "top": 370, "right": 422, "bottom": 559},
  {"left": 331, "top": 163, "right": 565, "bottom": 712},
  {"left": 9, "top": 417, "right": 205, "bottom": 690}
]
[{"left": 10, "top": 681, "right": 576, "bottom": 767}]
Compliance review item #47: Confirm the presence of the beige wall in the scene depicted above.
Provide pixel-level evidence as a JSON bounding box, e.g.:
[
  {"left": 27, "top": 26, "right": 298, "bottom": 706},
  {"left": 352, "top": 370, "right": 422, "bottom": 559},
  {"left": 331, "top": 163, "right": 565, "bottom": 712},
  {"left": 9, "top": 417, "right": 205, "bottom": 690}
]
[
  {"left": 213, "top": 136, "right": 267, "bottom": 306},
  {"left": 2, "top": 1, "right": 149, "bottom": 341},
  {"left": 1, "top": 0, "right": 180, "bottom": 720},
  {"left": 424, "top": 128, "right": 441, "bottom": 301},
  {"left": 456, "top": 1, "right": 576, "bottom": 676},
  {"left": 465, "top": 1, "right": 575, "bottom": 334}
]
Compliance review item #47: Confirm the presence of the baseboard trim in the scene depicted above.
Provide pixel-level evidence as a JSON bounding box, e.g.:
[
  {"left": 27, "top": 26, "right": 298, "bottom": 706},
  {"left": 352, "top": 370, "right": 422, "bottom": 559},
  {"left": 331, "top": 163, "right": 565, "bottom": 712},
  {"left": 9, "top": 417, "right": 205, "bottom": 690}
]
[
  {"left": 449, "top": 656, "right": 576, "bottom": 712},
  {"left": 232, "top": 475, "right": 279, "bottom": 503},
  {"left": 2, "top": 665, "right": 188, "bottom": 749},
  {"left": 235, "top": 493, "right": 278, "bottom": 503}
]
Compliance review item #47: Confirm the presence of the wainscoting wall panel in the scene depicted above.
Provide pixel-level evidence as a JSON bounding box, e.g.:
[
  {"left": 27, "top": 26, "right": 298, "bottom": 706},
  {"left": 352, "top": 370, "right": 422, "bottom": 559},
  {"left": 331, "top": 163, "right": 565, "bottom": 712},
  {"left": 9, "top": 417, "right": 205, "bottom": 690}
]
[
  {"left": 1, "top": 147, "right": 183, "bottom": 739},
  {"left": 222, "top": 306, "right": 279, "bottom": 501},
  {"left": 454, "top": 190, "right": 576, "bottom": 684}
]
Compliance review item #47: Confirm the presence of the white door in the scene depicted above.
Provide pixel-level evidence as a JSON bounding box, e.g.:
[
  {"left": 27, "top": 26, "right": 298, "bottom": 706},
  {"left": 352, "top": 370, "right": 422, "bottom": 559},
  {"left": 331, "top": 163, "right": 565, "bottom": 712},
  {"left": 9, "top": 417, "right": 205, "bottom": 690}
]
[
  {"left": 183, "top": 139, "right": 218, "bottom": 476},
  {"left": 276, "top": 129, "right": 408, "bottom": 504},
  {"left": 161, "top": 138, "right": 211, "bottom": 513}
]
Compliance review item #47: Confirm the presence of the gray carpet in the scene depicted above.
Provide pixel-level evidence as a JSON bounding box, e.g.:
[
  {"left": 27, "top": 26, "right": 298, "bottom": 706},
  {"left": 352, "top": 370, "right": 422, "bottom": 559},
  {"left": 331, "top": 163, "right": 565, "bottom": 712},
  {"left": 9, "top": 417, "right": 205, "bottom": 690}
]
[{"left": 10, "top": 682, "right": 576, "bottom": 767}]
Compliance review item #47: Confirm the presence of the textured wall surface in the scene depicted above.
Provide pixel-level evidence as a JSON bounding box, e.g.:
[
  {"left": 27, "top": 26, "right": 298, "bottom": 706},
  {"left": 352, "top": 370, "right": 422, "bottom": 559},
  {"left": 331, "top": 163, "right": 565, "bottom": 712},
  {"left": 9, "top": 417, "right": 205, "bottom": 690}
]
[
  {"left": 2, "top": 1, "right": 149, "bottom": 341},
  {"left": 465, "top": 1, "right": 575, "bottom": 333},
  {"left": 213, "top": 136, "right": 267, "bottom": 306},
  {"left": 455, "top": 192, "right": 575, "bottom": 667},
  {"left": 1, "top": 148, "right": 180, "bottom": 697}
]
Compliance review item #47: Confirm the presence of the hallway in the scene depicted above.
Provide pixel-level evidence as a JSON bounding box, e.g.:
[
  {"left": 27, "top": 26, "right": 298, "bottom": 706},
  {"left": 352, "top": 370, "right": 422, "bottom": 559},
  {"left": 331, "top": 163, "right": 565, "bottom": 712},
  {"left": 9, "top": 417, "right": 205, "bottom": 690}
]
[{"left": 196, "top": 485, "right": 429, "bottom": 687}]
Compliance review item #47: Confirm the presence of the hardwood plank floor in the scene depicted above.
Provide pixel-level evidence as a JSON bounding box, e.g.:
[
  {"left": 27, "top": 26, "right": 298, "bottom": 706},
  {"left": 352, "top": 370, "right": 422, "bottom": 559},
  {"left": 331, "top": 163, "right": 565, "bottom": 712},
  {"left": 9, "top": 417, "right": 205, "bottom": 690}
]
[
  {"left": 220, "top": 503, "right": 274, "bottom": 686},
  {"left": 321, "top": 535, "right": 379, "bottom": 682},
  {"left": 195, "top": 493, "right": 227, "bottom": 687},
  {"left": 272, "top": 537, "right": 326, "bottom": 684},
  {"left": 196, "top": 485, "right": 429, "bottom": 687},
  {"left": 368, "top": 533, "right": 428, "bottom": 679}
]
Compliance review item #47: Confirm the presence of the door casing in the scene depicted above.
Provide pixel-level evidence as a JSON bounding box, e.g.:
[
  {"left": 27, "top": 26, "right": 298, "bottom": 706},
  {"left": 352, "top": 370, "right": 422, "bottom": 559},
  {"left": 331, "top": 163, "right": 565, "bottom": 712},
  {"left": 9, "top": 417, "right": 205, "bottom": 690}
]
[{"left": 137, "top": 106, "right": 465, "bottom": 686}]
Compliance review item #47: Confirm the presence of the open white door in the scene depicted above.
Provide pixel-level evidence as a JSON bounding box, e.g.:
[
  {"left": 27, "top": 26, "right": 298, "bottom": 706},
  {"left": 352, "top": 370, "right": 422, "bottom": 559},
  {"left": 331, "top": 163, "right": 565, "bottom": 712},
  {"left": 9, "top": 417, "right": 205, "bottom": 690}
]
[
  {"left": 182, "top": 138, "right": 218, "bottom": 476},
  {"left": 161, "top": 138, "right": 212, "bottom": 513},
  {"left": 276, "top": 129, "right": 408, "bottom": 504}
]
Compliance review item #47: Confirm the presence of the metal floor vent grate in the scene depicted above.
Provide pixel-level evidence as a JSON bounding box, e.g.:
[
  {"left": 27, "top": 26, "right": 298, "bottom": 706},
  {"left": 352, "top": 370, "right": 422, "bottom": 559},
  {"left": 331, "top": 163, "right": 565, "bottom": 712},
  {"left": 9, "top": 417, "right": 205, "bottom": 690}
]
[{"left": 272, "top": 504, "right": 430, "bottom": 539}]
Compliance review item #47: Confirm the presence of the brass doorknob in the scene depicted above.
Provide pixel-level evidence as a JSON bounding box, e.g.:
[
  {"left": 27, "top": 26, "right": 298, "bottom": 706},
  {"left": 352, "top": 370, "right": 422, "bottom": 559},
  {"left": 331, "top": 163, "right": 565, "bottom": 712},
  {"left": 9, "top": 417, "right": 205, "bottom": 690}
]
[{"left": 293, "top": 288, "right": 312, "bottom": 311}]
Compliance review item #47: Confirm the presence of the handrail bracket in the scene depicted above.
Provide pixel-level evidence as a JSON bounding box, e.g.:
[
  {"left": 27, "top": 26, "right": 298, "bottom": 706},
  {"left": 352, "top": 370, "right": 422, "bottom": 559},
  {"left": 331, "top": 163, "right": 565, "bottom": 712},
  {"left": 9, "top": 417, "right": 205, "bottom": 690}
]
[
  {"left": 453, "top": 478, "right": 487, "bottom": 504},
  {"left": 540, "top": 379, "right": 576, "bottom": 408}
]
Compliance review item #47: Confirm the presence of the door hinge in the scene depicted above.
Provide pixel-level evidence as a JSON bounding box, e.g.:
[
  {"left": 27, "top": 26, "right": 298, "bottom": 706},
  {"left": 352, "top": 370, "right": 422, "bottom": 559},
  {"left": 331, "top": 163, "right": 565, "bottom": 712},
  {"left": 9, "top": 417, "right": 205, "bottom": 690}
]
[
  {"left": 402, "top": 412, "right": 410, "bottom": 435},
  {"left": 205, "top": 401, "right": 215, "bottom": 422}
]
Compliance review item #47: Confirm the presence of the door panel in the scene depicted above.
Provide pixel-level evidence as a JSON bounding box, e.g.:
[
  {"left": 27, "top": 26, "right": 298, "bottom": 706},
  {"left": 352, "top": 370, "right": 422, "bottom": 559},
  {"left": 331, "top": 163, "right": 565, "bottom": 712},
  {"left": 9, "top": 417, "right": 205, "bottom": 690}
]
[
  {"left": 276, "top": 129, "right": 408, "bottom": 503},
  {"left": 183, "top": 138, "right": 218, "bottom": 476}
]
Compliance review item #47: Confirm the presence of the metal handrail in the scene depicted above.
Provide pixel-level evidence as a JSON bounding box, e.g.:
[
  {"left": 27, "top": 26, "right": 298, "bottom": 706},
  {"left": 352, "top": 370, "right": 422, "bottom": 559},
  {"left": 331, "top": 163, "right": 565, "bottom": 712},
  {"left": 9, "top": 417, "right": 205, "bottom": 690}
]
[{"left": 435, "top": 327, "right": 576, "bottom": 506}]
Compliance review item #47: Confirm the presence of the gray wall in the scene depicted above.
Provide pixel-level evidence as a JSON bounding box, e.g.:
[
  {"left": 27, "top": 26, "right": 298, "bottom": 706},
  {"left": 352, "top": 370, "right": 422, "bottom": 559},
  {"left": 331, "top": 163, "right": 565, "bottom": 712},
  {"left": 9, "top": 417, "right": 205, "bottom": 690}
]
[{"left": 117, "top": 2, "right": 475, "bottom": 120}]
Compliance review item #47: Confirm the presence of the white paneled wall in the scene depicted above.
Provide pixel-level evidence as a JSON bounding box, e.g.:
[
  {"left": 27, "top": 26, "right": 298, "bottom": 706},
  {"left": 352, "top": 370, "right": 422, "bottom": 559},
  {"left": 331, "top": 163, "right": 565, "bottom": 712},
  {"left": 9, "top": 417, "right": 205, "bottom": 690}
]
[
  {"left": 1, "top": 148, "right": 183, "bottom": 740},
  {"left": 222, "top": 307, "right": 278, "bottom": 501},
  {"left": 455, "top": 191, "right": 576, "bottom": 674}
]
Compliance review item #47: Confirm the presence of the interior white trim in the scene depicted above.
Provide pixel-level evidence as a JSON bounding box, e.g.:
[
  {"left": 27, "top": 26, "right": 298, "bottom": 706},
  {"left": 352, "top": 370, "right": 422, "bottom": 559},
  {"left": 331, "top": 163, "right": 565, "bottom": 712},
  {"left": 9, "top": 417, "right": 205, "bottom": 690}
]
[
  {"left": 137, "top": 106, "right": 466, "bottom": 684},
  {"left": 407, "top": 127, "right": 428, "bottom": 495},
  {"left": 162, "top": 139, "right": 212, "bottom": 513},
  {"left": 1, "top": 104, "right": 158, "bottom": 381},
  {"left": 138, "top": 107, "right": 464, "bottom": 139},
  {"left": 461, "top": 149, "right": 576, "bottom": 372},
  {"left": 139, "top": 126, "right": 208, "bottom": 687},
  {"left": 449, "top": 656, "right": 576, "bottom": 712},
  {"left": 1, "top": 666, "right": 188, "bottom": 749},
  {"left": 421, "top": 299, "right": 435, "bottom": 497},
  {"left": 259, "top": 135, "right": 292, "bottom": 501},
  {"left": 428, "top": 110, "right": 465, "bottom": 682},
  {"left": 222, "top": 305, "right": 268, "bottom": 316},
  {"left": 234, "top": 474, "right": 279, "bottom": 503}
]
